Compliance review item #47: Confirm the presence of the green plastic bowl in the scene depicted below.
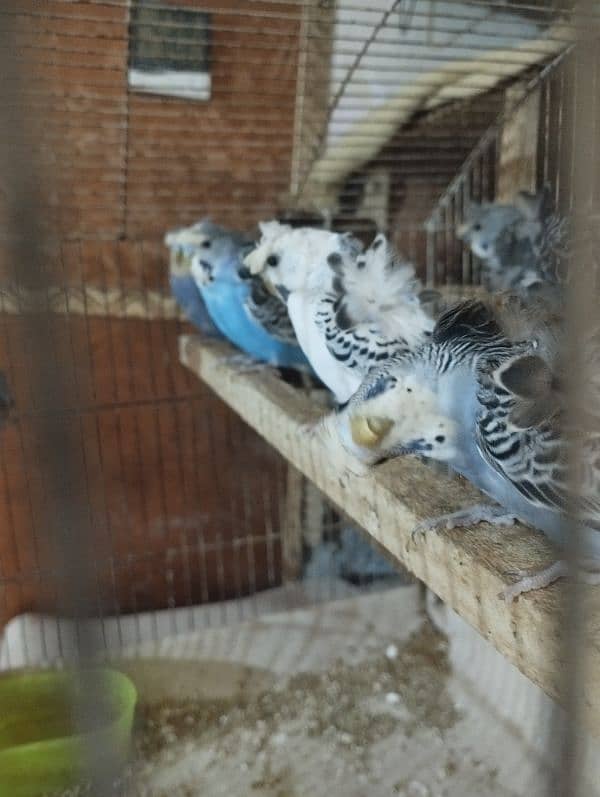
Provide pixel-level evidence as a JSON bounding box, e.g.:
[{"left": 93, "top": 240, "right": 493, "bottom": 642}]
[{"left": 0, "top": 667, "right": 137, "bottom": 797}]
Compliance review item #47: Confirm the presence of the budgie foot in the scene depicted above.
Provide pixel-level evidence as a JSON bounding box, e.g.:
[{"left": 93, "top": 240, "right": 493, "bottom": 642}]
[
  {"left": 411, "top": 503, "right": 518, "bottom": 545},
  {"left": 500, "top": 561, "right": 567, "bottom": 602},
  {"left": 500, "top": 558, "right": 600, "bottom": 603},
  {"left": 218, "top": 353, "right": 266, "bottom": 374},
  {"left": 299, "top": 418, "right": 321, "bottom": 438}
]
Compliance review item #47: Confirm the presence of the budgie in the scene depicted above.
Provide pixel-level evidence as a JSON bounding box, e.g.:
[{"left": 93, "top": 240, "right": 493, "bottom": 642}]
[
  {"left": 458, "top": 188, "right": 568, "bottom": 296},
  {"left": 189, "top": 224, "right": 310, "bottom": 371},
  {"left": 164, "top": 219, "right": 240, "bottom": 336},
  {"left": 325, "top": 295, "right": 600, "bottom": 601},
  {"left": 244, "top": 222, "right": 434, "bottom": 405}
]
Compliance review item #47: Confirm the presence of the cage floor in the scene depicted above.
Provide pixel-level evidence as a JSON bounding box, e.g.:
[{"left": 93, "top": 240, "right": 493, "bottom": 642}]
[{"left": 79, "top": 584, "right": 595, "bottom": 797}]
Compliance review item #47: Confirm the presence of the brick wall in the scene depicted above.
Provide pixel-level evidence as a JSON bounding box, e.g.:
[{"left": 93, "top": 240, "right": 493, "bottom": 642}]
[
  {"left": 5, "top": 0, "right": 301, "bottom": 247},
  {"left": 0, "top": 1, "right": 303, "bottom": 628},
  {"left": 125, "top": 0, "right": 301, "bottom": 238},
  {"left": 0, "top": 310, "right": 289, "bottom": 629}
]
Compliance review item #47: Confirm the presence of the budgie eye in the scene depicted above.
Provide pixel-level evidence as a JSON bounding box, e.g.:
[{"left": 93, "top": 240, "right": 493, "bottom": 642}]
[
  {"left": 201, "top": 240, "right": 212, "bottom": 249},
  {"left": 473, "top": 223, "right": 482, "bottom": 232},
  {"left": 266, "top": 254, "right": 279, "bottom": 267}
]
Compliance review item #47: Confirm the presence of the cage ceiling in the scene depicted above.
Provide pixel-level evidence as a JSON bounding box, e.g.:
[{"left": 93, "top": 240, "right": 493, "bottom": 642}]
[{"left": 294, "top": 0, "right": 576, "bottom": 205}]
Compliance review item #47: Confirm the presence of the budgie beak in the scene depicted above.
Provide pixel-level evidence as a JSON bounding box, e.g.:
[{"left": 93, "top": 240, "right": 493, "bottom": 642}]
[
  {"left": 242, "top": 248, "right": 265, "bottom": 276},
  {"left": 168, "top": 246, "right": 193, "bottom": 276},
  {"left": 257, "top": 272, "right": 281, "bottom": 298},
  {"left": 349, "top": 415, "right": 393, "bottom": 448},
  {"left": 164, "top": 229, "right": 181, "bottom": 247},
  {"left": 275, "top": 284, "right": 290, "bottom": 302},
  {"left": 456, "top": 223, "right": 470, "bottom": 240},
  {"left": 190, "top": 254, "right": 213, "bottom": 285}
]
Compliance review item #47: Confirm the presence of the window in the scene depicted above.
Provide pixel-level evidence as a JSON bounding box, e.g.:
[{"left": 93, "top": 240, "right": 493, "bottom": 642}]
[{"left": 128, "top": 1, "right": 211, "bottom": 101}]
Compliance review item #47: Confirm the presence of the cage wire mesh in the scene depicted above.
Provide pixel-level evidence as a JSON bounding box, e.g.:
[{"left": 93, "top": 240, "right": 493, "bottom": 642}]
[{"left": 1, "top": 0, "right": 600, "bottom": 795}]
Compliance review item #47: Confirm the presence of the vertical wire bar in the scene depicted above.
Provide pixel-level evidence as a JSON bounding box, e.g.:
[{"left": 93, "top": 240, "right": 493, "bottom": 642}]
[
  {"left": 58, "top": 248, "right": 107, "bottom": 652},
  {"left": 76, "top": 241, "right": 124, "bottom": 651},
  {"left": 593, "top": 47, "right": 600, "bottom": 217},
  {"left": 190, "top": 399, "right": 210, "bottom": 611},
  {"left": 568, "top": 49, "right": 579, "bottom": 215},
  {"left": 552, "top": 15, "right": 599, "bottom": 795},
  {"left": 467, "top": 164, "right": 476, "bottom": 286},
  {"left": 114, "top": 244, "right": 159, "bottom": 641},
  {"left": 460, "top": 177, "right": 470, "bottom": 287},
  {"left": 0, "top": 7, "right": 122, "bottom": 792},
  {"left": 235, "top": 421, "right": 259, "bottom": 609},
  {"left": 104, "top": 259, "right": 147, "bottom": 648},
  {"left": 290, "top": 0, "right": 312, "bottom": 198},
  {"left": 556, "top": 63, "right": 566, "bottom": 210},
  {"left": 206, "top": 402, "right": 229, "bottom": 614},
  {"left": 192, "top": 401, "right": 213, "bottom": 615},
  {"left": 223, "top": 412, "right": 245, "bottom": 613},
  {"left": 408, "top": 224, "right": 417, "bottom": 268},
  {"left": 262, "top": 461, "right": 278, "bottom": 589},
  {"left": 242, "top": 476, "right": 258, "bottom": 609},
  {"left": 448, "top": 193, "right": 456, "bottom": 284},
  {"left": 139, "top": 240, "right": 191, "bottom": 633},
  {"left": 152, "top": 250, "right": 195, "bottom": 631},
  {"left": 443, "top": 204, "right": 451, "bottom": 286},
  {"left": 537, "top": 73, "right": 549, "bottom": 189},
  {"left": 436, "top": 205, "right": 448, "bottom": 285},
  {"left": 481, "top": 146, "right": 490, "bottom": 202}
]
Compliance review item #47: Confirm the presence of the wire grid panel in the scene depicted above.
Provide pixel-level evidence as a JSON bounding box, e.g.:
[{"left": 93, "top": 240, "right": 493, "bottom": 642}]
[
  {"left": 0, "top": 0, "right": 594, "bottom": 668},
  {"left": 2, "top": 3, "right": 600, "bottom": 796},
  {"left": 423, "top": 42, "right": 600, "bottom": 288}
]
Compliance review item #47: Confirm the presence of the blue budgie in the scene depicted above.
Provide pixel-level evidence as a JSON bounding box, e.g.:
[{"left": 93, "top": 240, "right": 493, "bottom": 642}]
[
  {"left": 189, "top": 224, "right": 310, "bottom": 371},
  {"left": 244, "top": 222, "right": 435, "bottom": 405},
  {"left": 164, "top": 219, "right": 238, "bottom": 336},
  {"left": 458, "top": 188, "right": 568, "bottom": 296},
  {"left": 326, "top": 295, "right": 600, "bottom": 601}
]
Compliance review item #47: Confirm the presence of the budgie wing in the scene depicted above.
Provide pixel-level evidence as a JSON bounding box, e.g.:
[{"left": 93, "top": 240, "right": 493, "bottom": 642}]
[
  {"left": 475, "top": 353, "right": 600, "bottom": 530},
  {"left": 245, "top": 278, "right": 297, "bottom": 345},
  {"left": 315, "top": 292, "right": 412, "bottom": 375}
]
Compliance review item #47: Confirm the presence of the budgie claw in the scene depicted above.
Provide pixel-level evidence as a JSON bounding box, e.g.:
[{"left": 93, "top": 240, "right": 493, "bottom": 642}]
[
  {"left": 410, "top": 504, "right": 517, "bottom": 547},
  {"left": 299, "top": 418, "right": 321, "bottom": 438},
  {"left": 499, "top": 560, "right": 568, "bottom": 602},
  {"left": 410, "top": 516, "right": 449, "bottom": 545},
  {"left": 218, "top": 353, "right": 266, "bottom": 374},
  {"left": 499, "top": 558, "right": 600, "bottom": 602}
]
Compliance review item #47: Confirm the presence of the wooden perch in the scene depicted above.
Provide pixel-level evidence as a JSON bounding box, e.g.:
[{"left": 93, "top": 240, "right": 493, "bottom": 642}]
[{"left": 180, "top": 333, "right": 600, "bottom": 738}]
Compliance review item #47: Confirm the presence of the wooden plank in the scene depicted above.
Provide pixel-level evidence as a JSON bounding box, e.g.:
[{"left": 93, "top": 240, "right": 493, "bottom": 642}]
[
  {"left": 179, "top": 332, "right": 600, "bottom": 739},
  {"left": 497, "top": 84, "right": 540, "bottom": 201}
]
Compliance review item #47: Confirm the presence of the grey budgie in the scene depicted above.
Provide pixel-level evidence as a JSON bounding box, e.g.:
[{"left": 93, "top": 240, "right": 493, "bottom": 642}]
[
  {"left": 458, "top": 188, "right": 568, "bottom": 296},
  {"left": 325, "top": 296, "right": 600, "bottom": 601}
]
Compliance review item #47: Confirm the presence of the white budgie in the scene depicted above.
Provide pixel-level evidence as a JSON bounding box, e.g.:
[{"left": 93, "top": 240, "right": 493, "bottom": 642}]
[
  {"left": 244, "top": 222, "right": 434, "bottom": 406},
  {"left": 326, "top": 296, "right": 600, "bottom": 601}
]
